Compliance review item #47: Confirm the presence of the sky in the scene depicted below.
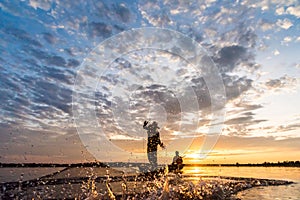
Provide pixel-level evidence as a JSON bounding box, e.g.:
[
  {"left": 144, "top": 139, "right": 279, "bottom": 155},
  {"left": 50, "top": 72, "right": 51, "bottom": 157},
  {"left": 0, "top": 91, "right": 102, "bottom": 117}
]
[{"left": 0, "top": 0, "right": 299, "bottom": 164}]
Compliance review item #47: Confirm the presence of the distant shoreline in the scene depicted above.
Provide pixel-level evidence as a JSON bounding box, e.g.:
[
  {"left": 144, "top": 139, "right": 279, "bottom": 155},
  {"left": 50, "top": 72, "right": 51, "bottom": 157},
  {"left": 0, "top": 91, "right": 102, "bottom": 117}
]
[{"left": 1, "top": 161, "right": 300, "bottom": 168}]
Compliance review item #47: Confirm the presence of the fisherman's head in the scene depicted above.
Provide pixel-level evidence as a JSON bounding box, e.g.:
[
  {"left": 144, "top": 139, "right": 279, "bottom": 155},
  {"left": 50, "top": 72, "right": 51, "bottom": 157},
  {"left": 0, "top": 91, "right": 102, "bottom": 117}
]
[
  {"left": 152, "top": 121, "right": 159, "bottom": 129},
  {"left": 175, "top": 151, "right": 179, "bottom": 156}
]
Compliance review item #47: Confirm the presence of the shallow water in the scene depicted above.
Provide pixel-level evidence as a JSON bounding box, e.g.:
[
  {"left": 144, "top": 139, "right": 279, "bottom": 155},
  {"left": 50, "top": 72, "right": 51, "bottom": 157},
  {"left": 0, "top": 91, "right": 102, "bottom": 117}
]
[
  {"left": 183, "top": 166, "right": 300, "bottom": 199},
  {"left": 1, "top": 166, "right": 299, "bottom": 199},
  {"left": 0, "top": 167, "right": 65, "bottom": 182},
  {"left": 236, "top": 184, "right": 300, "bottom": 200},
  {"left": 183, "top": 166, "right": 300, "bottom": 181}
]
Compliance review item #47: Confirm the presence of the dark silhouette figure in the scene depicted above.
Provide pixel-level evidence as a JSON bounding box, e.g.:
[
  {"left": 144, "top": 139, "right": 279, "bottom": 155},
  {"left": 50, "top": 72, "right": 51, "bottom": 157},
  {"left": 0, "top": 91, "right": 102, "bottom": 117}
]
[
  {"left": 171, "top": 151, "right": 184, "bottom": 171},
  {"left": 143, "top": 121, "right": 165, "bottom": 169}
]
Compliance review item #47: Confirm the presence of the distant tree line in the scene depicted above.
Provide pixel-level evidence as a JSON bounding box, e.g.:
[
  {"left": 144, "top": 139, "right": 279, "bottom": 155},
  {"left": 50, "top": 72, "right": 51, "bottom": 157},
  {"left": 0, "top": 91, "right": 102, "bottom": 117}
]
[
  {"left": 256, "top": 161, "right": 300, "bottom": 167},
  {"left": 0, "top": 162, "right": 107, "bottom": 168},
  {"left": 1, "top": 161, "right": 300, "bottom": 168}
]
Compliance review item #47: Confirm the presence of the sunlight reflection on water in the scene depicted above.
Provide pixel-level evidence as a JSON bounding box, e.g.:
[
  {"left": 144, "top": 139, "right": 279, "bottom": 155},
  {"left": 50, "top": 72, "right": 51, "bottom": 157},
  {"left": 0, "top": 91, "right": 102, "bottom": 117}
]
[
  {"left": 183, "top": 166, "right": 300, "bottom": 181},
  {"left": 183, "top": 166, "right": 300, "bottom": 200}
]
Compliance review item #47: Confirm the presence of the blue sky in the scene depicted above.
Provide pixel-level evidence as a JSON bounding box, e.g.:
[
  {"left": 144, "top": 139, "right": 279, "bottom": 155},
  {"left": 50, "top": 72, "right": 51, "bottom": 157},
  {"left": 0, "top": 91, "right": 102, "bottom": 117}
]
[{"left": 0, "top": 0, "right": 299, "bottom": 163}]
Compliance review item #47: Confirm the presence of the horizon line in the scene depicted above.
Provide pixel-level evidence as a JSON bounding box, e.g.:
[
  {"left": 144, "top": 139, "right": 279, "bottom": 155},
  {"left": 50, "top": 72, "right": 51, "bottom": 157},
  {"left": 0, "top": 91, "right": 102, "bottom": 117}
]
[{"left": 0, "top": 160, "right": 299, "bottom": 168}]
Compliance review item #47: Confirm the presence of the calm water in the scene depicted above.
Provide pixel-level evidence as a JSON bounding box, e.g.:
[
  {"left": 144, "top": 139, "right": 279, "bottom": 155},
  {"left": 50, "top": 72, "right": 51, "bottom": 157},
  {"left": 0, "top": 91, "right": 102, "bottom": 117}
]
[
  {"left": 183, "top": 166, "right": 300, "bottom": 181},
  {"left": 0, "top": 167, "right": 65, "bottom": 182},
  {"left": 183, "top": 166, "right": 300, "bottom": 200},
  {"left": 1, "top": 166, "right": 299, "bottom": 199}
]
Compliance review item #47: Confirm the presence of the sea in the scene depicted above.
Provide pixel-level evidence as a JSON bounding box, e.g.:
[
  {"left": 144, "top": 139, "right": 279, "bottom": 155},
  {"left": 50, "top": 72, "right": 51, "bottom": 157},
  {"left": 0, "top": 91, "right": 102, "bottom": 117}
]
[{"left": 1, "top": 166, "right": 299, "bottom": 199}]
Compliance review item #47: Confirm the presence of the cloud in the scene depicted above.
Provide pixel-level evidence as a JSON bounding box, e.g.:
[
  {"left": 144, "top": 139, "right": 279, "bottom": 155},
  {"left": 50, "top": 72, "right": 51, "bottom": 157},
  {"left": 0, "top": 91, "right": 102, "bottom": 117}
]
[
  {"left": 67, "top": 58, "right": 80, "bottom": 68},
  {"left": 259, "top": 20, "right": 274, "bottom": 31},
  {"left": 275, "top": 7, "right": 285, "bottom": 15},
  {"left": 225, "top": 110, "right": 266, "bottom": 127},
  {"left": 284, "top": 37, "right": 292, "bottom": 42},
  {"left": 29, "top": 0, "right": 52, "bottom": 11},
  {"left": 214, "top": 45, "right": 248, "bottom": 72},
  {"left": 238, "top": 29, "right": 258, "bottom": 48},
  {"left": 276, "top": 18, "right": 293, "bottom": 29},
  {"left": 90, "top": 47, "right": 257, "bottom": 141},
  {"left": 225, "top": 116, "right": 253, "bottom": 125},
  {"left": 223, "top": 75, "right": 253, "bottom": 100},
  {"left": 71, "top": 10, "right": 261, "bottom": 142},
  {"left": 33, "top": 80, "right": 72, "bottom": 113},
  {"left": 114, "top": 3, "right": 132, "bottom": 23},
  {"left": 42, "top": 32, "right": 57, "bottom": 44},
  {"left": 274, "top": 5, "right": 300, "bottom": 18},
  {"left": 88, "top": 22, "right": 113, "bottom": 38},
  {"left": 265, "top": 75, "right": 297, "bottom": 90},
  {"left": 26, "top": 47, "right": 76, "bottom": 69},
  {"left": 46, "top": 55, "right": 67, "bottom": 67},
  {"left": 276, "top": 123, "right": 300, "bottom": 133},
  {"left": 115, "top": 58, "right": 132, "bottom": 69},
  {"left": 139, "top": 0, "right": 259, "bottom": 72},
  {"left": 138, "top": 1, "right": 172, "bottom": 27},
  {"left": 273, "top": 49, "right": 280, "bottom": 55},
  {"left": 44, "top": 1, "right": 138, "bottom": 40},
  {"left": 4, "top": 27, "right": 42, "bottom": 47},
  {"left": 23, "top": 47, "right": 67, "bottom": 67},
  {"left": 239, "top": 104, "right": 263, "bottom": 111},
  {"left": 286, "top": 6, "right": 300, "bottom": 18},
  {"left": 0, "top": 37, "right": 75, "bottom": 129},
  {"left": 43, "top": 65, "right": 74, "bottom": 84},
  {"left": 87, "top": 49, "right": 223, "bottom": 140}
]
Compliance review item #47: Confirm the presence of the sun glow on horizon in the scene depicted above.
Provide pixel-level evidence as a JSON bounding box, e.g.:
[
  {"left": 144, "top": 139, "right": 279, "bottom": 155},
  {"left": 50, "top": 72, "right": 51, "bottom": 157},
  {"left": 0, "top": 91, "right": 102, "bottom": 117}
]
[{"left": 183, "top": 166, "right": 204, "bottom": 175}]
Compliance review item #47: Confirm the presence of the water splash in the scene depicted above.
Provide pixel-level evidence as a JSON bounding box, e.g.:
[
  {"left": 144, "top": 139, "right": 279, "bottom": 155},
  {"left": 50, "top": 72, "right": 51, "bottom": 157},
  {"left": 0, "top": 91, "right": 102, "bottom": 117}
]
[
  {"left": 121, "top": 173, "right": 128, "bottom": 200},
  {"left": 2, "top": 166, "right": 293, "bottom": 199},
  {"left": 159, "top": 165, "right": 170, "bottom": 200},
  {"left": 105, "top": 170, "right": 116, "bottom": 200},
  {"left": 81, "top": 168, "right": 100, "bottom": 199}
]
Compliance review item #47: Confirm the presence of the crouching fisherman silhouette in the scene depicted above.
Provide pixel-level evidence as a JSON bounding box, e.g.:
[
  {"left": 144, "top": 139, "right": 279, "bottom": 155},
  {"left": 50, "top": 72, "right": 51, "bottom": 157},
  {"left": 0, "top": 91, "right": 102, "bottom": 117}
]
[
  {"left": 169, "top": 151, "right": 184, "bottom": 172},
  {"left": 143, "top": 121, "right": 165, "bottom": 169}
]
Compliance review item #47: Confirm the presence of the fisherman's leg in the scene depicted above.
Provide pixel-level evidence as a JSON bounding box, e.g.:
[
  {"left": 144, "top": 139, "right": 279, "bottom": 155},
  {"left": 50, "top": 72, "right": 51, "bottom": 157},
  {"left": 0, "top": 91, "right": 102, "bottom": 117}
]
[
  {"left": 152, "top": 151, "right": 158, "bottom": 169},
  {"left": 147, "top": 151, "right": 154, "bottom": 165},
  {"left": 147, "top": 151, "right": 152, "bottom": 164},
  {"left": 147, "top": 151, "right": 157, "bottom": 170}
]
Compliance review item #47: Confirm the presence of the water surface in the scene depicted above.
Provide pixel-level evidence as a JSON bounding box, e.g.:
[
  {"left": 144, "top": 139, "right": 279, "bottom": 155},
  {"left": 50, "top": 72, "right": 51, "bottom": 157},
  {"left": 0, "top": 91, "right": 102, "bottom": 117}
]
[
  {"left": 0, "top": 167, "right": 65, "bottom": 182},
  {"left": 1, "top": 166, "right": 299, "bottom": 199},
  {"left": 183, "top": 166, "right": 300, "bottom": 200}
]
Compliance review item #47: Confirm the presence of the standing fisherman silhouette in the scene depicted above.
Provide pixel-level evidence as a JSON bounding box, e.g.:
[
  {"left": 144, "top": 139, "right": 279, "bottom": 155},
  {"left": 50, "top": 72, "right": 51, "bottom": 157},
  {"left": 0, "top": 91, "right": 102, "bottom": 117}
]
[{"left": 143, "top": 121, "right": 165, "bottom": 169}]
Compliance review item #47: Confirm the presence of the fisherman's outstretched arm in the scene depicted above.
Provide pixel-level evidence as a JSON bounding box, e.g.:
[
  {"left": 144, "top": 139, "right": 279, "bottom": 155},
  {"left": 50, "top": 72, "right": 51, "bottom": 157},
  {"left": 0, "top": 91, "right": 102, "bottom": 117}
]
[
  {"left": 143, "top": 121, "right": 149, "bottom": 129},
  {"left": 157, "top": 133, "right": 165, "bottom": 148}
]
